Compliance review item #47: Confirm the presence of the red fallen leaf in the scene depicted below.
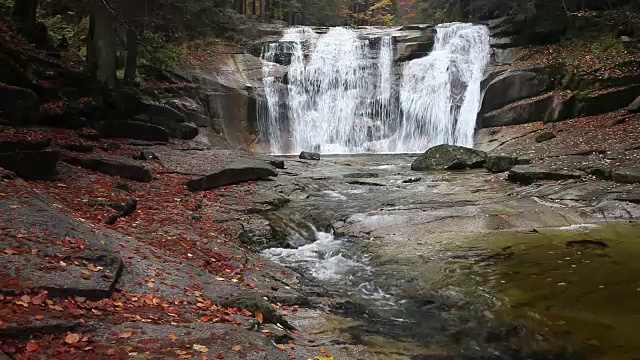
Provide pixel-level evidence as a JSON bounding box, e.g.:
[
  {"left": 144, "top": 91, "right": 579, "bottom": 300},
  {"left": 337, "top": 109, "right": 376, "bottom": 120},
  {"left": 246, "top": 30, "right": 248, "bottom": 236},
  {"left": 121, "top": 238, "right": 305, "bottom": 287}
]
[
  {"left": 106, "top": 349, "right": 116, "bottom": 355},
  {"left": 26, "top": 342, "right": 40, "bottom": 352},
  {"left": 31, "top": 291, "right": 48, "bottom": 305},
  {"left": 215, "top": 353, "right": 224, "bottom": 359}
]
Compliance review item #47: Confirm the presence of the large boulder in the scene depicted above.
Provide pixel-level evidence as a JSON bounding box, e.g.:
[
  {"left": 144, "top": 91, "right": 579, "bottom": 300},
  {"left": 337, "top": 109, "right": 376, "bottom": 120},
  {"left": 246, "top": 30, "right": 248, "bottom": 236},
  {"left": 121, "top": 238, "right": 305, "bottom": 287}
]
[
  {"left": 575, "top": 85, "right": 640, "bottom": 118},
  {"left": 174, "top": 123, "right": 199, "bottom": 140},
  {"left": 0, "top": 137, "right": 51, "bottom": 152},
  {"left": 96, "top": 121, "right": 170, "bottom": 142},
  {"left": 0, "top": 85, "right": 39, "bottom": 125},
  {"left": 508, "top": 165, "right": 582, "bottom": 184},
  {"left": 480, "top": 71, "right": 549, "bottom": 114},
  {"left": 62, "top": 154, "right": 153, "bottom": 182},
  {"left": 485, "top": 154, "right": 518, "bottom": 173},
  {"left": 411, "top": 145, "right": 487, "bottom": 171},
  {"left": 143, "top": 102, "right": 185, "bottom": 124},
  {"left": 481, "top": 93, "right": 554, "bottom": 128},
  {"left": 186, "top": 163, "right": 278, "bottom": 191},
  {"left": 395, "top": 41, "right": 435, "bottom": 62},
  {"left": 0, "top": 150, "right": 60, "bottom": 180}
]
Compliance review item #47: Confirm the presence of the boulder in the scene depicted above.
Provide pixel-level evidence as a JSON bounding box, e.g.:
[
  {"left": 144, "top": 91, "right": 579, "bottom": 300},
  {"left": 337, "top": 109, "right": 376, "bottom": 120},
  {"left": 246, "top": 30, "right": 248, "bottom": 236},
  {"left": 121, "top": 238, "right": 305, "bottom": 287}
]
[
  {"left": 269, "top": 160, "right": 285, "bottom": 169},
  {"left": 299, "top": 151, "right": 321, "bottom": 160},
  {"left": 481, "top": 93, "right": 554, "bottom": 128},
  {"left": 0, "top": 137, "right": 51, "bottom": 152},
  {"left": 611, "top": 166, "right": 640, "bottom": 184},
  {"left": 143, "top": 102, "right": 185, "bottom": 123},
  {"left": 59, "top": 142, "right": 95, "bottom": 153},
  {"left": 576, "top": 85, "right": 640, "bottom": 118},
  {"left": 174, "top": 123, "right": 199, "bottom": 140},
  {"left": 62, "top": 154, "right": 153, "bottom": 182},
  {"left": 535, "top": 131, "right": 557, "bottom": 143},
  {"left": 628, "top": 96, "right": 640, "bottom": 113},
  {"left": 186, "top": 164, "right": 278, "bottom": 191},
  {"left": 185, "top": 111, "right": 211, "bottom": 127},
  {"left": 508, "top": 165, "right": 582, "bottom": 184},
  {"left": 480, "top": 71, "right": 549, "bottom": 114},
  {"left": 0, "top": 150, "right": 60, "bottom": 180},
  {"left": 485, "top": 155, "right": 518, "bottom": 173},
  {"left": 96, "top": 121, "right": 170, "bottom": 142},
  {"left": 411, "top": 144, "right": 487, "bottom": 171},
  {"left": 0, "top": 85, "right": 39, "bottom": 125},
  {"left": 543, "top": 93, "right": 577, "bottom": 123}
]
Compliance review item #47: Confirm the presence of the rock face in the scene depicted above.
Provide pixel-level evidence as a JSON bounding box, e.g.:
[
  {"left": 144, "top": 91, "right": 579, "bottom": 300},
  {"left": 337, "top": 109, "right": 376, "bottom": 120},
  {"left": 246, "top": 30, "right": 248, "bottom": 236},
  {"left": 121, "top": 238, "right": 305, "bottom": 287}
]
[
  {"left": 0, "top": 85, "right": 40, "bottom": 125},
  {"left": 485, "top": 155, "right": 518, "bottom": 173},
  {"left": 97, "top": 121, "right": 170, "bottom": 142},
  {"left": 508, "top": 165, "right": 582, "bottom": 184},
  {"left": 299, "top": 151, "right": 321, "bottom": 160},
  {"left": 0, "top": 150, "right": 60, "bottom": 180},
  {"left": 186, "top": 164, "right": 278, "bottom": 191},
  {"left": 395, "top": 41, "right": 435, "bottom": 62},
  {"left": 411, "top": 145, "right": 487, "bottom": 171},
  {"left": 62, "top": 154, "right": 153, "bottom": 182},
  {"left": 535, "top": 131, "right": 557, "bottom": 143},
  {"left": 481, "top": 93, "right": 554, "bottom": 127},
  {"left": 480, "top": 70, "right": 549, "bottom": 114},
  {"left": 576, "top": 85, "right": 640, "bottom": 118}
]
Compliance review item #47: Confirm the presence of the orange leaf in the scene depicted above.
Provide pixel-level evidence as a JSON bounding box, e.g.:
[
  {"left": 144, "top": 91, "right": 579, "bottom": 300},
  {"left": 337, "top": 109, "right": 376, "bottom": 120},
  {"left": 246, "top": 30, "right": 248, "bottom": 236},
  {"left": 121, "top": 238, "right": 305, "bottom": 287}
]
[
  {"left": 276, "top": 344, "right": 286, "bottom": 351},
  {"left": 26, "top": 342, "right": 40, "bottom": 352},
  {"left": 120, "top": 331, "right": 133, "bottom": 338},
  {"left": 231, "top": 345, "right": 242, "bottom": 351},
  {"left": 215, "top": 353, "right": 225, "bottom": 359},
  {"left": 255, "top": 310, "right": 263, "bottom": 323},
  {"left": 168, "top": 333, "right": 177, "bottom": 340},
  {"left": 65, "top": 333, "right": 80, "bottom": 344}
]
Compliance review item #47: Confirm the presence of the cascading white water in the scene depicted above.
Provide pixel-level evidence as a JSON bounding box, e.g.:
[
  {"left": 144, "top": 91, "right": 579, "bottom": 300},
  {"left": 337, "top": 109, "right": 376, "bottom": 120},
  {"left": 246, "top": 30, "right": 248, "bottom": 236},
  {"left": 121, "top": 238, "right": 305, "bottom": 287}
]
[{"left": 259, "top": 23, "right": 489, "bottom": 154}]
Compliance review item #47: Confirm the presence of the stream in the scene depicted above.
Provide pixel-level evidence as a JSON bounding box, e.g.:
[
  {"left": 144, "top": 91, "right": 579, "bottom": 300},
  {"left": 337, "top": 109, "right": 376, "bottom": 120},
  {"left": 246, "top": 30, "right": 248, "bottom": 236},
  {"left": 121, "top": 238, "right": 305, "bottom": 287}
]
[{"left": 259, "top": 154, "right": 640, "bottom": 360}]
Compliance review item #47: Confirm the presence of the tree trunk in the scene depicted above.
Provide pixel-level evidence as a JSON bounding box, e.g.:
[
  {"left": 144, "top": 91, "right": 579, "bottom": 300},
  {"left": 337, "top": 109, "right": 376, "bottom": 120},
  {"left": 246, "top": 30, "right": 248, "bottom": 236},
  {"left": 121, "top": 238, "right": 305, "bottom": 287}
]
[
  {"left": 124, "top": 27, "right": 138, "bottom": 83},
  {"left": 87, "top": 0, "right": 117, "bottom": 88},
  {"left": 252, "top": 0, "right": 256, "bottom": 15},
  {"left": 12, "top": 0, "right": 38, "bottom": 25},
  {"left": 260, "top": 0, "right": 266, "bottom": 19}
]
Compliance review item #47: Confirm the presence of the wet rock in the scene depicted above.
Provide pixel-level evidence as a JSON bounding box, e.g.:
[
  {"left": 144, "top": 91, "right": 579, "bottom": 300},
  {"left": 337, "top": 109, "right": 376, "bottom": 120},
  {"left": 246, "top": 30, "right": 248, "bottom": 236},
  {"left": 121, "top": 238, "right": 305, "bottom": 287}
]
[
  {"left": 299, "top": 151, "right": 320, "bottom": 160},
  {"left": 0, "top": 150, "right": 60, "bottom": 180},
  {"left": 59, "top": 142, "right": 94, "bottom": 153},
  {"left": 269, "top": 159, "right": 285, "bottom": 169},
  {"left": 535, "top": 131, "right": 557, "bottom": 143},
  {"left": 186, "top": 163, "right": 278, "bottom": 191},
  {"left": 508, "top": 165, "right": 582, "bottom": 184},
  {"left": 0, "top": 85, "right": 40, "bottom": 125},
  {"left": 346, "top": 180, "right": 386, "bottom": 187},
  {"left": 411, "top": 144, "right": 487, "bottom": 171},
  {"left": 402, "top": 177, "right": 422, "bottom": 183},
  {"left": 0, "top": 137, "right": 51, "bottom": 152},
  {"left": 485, "top": 154, "right": 518, "bottom": 173},
  {"left": 395, "top": 41, "right": 435, "bottom": 62},
  {"left": 628, "top": 96, "right": 640, "bottom": 113},
  {"left": 343, "top": 172, "right": 379, "bottom": 179},
  {"left": 0, "top": 167, "right": 17, "bottom": 179},
  {"left": 480, "top": 71, "right": 549, "bottom": 114},
  {"left": 223, "top": 293, "right": 296, "bottom": 331},
  {"left": 132, "top": 151, "right": 159, "bottom": 161},
  {"left": 174, "top": 123, "right": 199, "bottom": 140},
  {"left": 62, "top": 154, "right": 153, "bottom": 182},
  {"left": 96, "top": 121, "right": 170, "bottom": 142},
  {"left": 612, "top": 166, "right": 640, "bottom": 184}
]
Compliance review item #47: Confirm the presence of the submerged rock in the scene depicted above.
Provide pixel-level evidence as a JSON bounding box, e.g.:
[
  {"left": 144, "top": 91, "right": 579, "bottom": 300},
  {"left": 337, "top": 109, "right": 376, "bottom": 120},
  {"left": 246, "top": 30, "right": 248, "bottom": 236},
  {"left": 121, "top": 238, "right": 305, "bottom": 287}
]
[
  {"left": 299, "top": 151, "right": 320, "bottom": 160},
  {"left": 508, "top": 165, "right": 582, "bottom": 184},
  {"left": 411, "top": 144, "right": 487, "bottom": 171},
  {"left": 486, "top": 155, "right": 519, "bottom": 173},
  {"left": 186, "top": 164, "right": 278, "bottom": 191}
]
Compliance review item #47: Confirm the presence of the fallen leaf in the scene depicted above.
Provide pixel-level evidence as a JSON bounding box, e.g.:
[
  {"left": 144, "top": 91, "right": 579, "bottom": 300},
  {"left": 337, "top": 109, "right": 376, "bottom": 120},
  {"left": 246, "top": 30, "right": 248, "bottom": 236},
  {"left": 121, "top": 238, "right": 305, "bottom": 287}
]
[
  {"left": 276, "top": 344, "right": 286, "bottom": 351},
  {"left": 120, "top": 331, "right": 133, "bottom": 338},
  {"left": 231, "top": 345, "right": 242, "bottom": 351},
  {"left": 215, "top": 353, "right": 224, "bottom": 359},
  {"left": 106, "top": 349, "right": 116, "bottom": 355},
  {"left": 255, "top": 310, "right": 263, "bottom": 323},
  {"left": 26, "top": 342, "right": 40, "bottom": 352},
  {"left": 65, "top": 333, "right": 80, "bottom": 344},
  {"left": 193, "top": 344, "right": 209, "bottom": 353},
  {"left": 168, "top": 333, "right": 177, "bottom": 340}
]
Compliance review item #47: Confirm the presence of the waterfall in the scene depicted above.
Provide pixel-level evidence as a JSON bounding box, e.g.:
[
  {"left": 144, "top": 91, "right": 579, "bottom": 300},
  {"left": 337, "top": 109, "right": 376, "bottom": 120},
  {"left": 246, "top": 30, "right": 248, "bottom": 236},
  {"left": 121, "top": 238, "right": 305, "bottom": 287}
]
[{"left": 259, "top": 23, "right": 489, "bottom": 154}]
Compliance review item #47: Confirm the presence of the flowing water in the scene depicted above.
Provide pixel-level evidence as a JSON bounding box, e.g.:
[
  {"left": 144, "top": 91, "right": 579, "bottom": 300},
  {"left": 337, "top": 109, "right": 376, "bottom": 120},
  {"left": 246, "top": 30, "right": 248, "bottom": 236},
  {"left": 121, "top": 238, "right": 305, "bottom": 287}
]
[{"left": 259, "top": 23, "right": 490, "bottom": 154}]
